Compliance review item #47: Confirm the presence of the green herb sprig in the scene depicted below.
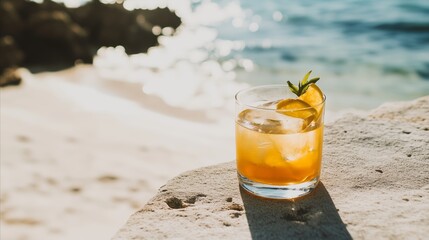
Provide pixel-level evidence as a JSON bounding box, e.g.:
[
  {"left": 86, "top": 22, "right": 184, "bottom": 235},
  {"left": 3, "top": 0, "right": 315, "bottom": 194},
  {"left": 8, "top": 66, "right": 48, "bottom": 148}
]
[{"left": 287, "top": 70, "right": 320, "bottom": 97}]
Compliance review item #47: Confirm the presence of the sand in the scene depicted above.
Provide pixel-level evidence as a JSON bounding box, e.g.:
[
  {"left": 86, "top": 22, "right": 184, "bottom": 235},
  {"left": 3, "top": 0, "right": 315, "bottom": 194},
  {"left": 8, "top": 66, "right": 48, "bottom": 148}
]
[{"left": 0, "top": 66, "right": 234, "bottom": 240}]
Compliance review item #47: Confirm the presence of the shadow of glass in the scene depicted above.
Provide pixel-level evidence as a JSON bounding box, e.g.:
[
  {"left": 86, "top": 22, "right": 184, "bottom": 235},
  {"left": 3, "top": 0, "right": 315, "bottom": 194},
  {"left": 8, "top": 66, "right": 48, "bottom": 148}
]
[{"left": 240, "top": 182, "right": 352, "bottom": 240}]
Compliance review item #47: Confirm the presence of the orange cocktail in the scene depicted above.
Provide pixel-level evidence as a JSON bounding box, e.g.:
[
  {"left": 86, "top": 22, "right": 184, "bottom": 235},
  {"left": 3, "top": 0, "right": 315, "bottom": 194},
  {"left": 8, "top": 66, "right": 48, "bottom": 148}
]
[
  {"left": 236, "top": 122, "right": 323, "bottom": 185},
  {"left": 235, "top": 71, "right": 325, "bottom": 199}
]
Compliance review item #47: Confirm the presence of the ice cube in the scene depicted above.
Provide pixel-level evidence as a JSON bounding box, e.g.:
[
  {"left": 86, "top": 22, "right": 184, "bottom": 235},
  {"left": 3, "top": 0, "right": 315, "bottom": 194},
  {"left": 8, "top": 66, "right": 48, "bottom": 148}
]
[
  {"left": 270, "top": 130, "right": 317, "bottom": 162},
  {"left": 257, "top": 99, "right": 281, "bottom": 109},
  {"left": 237, "top": 109, "right": 306, "bottom": 134}
]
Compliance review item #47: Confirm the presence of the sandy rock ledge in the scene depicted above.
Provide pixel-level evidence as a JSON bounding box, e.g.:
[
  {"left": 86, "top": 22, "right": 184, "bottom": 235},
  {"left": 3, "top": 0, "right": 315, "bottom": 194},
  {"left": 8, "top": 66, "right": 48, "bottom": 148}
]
[{"left": 114, "top": 96, "right": 429, "bottom": 240}]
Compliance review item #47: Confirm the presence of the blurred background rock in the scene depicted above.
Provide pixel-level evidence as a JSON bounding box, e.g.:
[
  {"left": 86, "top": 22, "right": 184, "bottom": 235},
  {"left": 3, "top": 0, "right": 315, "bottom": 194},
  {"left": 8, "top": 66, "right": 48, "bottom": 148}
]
[{"left": 0, "top": 0, "right": 181, "bottom": 87}]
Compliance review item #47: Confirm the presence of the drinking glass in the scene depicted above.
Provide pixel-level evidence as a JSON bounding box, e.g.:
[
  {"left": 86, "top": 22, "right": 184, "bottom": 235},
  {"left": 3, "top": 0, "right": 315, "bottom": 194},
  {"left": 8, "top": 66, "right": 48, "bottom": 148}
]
[{"left": 235, "top": 85, "right": 326, "bottom": 199}]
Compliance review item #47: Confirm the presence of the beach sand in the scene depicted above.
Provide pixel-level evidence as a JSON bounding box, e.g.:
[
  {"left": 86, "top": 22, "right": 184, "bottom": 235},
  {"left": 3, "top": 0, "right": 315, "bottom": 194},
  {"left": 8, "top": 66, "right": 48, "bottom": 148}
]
[{"left": 0, "top": 66, "right": 235, "bottom": 240}]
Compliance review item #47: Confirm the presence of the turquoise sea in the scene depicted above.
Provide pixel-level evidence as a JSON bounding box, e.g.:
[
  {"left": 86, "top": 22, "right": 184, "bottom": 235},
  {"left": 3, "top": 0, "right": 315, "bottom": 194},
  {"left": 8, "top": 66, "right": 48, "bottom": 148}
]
[
  {"left": 51, "top": 0, "right": 429, "bottom": 111},
  {"left": 200, "top": 0, "right": 429, "bottom": 110}
]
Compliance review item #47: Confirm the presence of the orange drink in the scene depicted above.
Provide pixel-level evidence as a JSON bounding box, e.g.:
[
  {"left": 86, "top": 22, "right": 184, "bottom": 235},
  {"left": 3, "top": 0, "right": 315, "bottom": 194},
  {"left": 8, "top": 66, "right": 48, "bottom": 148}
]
[
  {"left": 236, "top": 122, "right": 323, "bottom": 185},
  {"left": 235, "top": 72, "right": 325, "bottom": 199}
]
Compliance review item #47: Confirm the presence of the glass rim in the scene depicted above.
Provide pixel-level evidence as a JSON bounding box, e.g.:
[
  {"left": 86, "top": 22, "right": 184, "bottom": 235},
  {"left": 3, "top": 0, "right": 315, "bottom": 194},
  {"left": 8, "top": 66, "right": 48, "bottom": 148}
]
[{"left": 235, "top": 84, "right": 326, "bottom": 111}]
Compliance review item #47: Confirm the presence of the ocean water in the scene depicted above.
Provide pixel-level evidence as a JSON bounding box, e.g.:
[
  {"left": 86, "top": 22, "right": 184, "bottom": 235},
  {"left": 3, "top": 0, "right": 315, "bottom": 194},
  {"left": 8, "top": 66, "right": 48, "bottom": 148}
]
[
  {"left": 50, "top": 0, "right": 429, "bottom": 111},
  {"left": 200, "top": 0, "right": 429, "bottom": 110}
]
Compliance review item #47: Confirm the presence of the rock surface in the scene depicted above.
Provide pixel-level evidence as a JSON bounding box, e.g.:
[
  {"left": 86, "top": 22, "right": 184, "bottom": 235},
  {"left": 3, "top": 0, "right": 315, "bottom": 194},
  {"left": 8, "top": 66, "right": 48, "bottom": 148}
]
[{"left": 114, "top": 96, "right": 429, "bottom": 239}]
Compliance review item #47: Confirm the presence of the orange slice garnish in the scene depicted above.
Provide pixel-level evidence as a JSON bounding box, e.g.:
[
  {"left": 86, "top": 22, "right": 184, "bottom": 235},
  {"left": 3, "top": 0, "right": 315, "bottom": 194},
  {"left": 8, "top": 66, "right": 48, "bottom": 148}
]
[
  {"left": 276, "top": 99, "right": 317, "bottom": 129},
  {"left": 298, "top": 84, "right": 324, "bottom": 120}
]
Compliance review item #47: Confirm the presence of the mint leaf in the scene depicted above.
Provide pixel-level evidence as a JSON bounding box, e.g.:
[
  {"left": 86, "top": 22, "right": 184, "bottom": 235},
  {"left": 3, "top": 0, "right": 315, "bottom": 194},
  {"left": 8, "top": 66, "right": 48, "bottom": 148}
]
[
  {"left": 287, "top": 71, "right": 320, "bottom": 96},
  {"left": 287, "top": 81, "right": 299, "bottom": 96},
  {"left": 301, "top": 70, "right": 312, "bottom": 85}
]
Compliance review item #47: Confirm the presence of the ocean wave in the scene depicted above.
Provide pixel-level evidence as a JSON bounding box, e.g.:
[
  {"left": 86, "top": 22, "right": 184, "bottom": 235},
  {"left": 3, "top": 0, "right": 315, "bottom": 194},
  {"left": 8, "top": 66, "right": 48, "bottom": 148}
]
[
  {"left": 374, "top": 22, "right": 429, "bottom": 33},
  {"left": 416, "top": 63, "right": 429, "bottom": 80},
  {"left": 399, "top": 3, "right": 429, "bottom": 15}
]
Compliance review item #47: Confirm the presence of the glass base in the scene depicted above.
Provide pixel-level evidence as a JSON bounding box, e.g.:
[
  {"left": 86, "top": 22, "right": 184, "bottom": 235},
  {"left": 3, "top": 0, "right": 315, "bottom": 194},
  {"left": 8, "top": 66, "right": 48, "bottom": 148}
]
[{"left": 238, "top": 173, "right": 319, "bottom": 199}]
